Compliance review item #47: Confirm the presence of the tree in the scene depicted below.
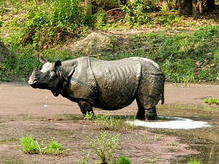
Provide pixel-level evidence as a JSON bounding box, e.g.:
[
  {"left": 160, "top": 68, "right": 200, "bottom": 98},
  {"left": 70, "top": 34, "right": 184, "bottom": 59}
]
[
  {"left": 179, "top": 0, "right": 192, "bottom": 15},
  {"left": 178, "top": 0, "right": 216, "bottom": 15},
  {"left": 84, "top": 0, "right": 92, "bottom": 15}
]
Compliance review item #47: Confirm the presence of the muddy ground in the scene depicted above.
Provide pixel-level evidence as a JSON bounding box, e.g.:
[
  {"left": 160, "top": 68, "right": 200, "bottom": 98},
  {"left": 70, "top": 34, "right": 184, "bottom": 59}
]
[{"left": 0, "top": 83, "right": 218, "bottom": 164}]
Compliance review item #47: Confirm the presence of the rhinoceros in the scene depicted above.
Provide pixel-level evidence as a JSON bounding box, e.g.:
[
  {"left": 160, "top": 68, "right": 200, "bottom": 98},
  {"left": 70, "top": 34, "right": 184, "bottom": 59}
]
[{"left": 28, "top": 55, "right": 165, "bottom": 120}]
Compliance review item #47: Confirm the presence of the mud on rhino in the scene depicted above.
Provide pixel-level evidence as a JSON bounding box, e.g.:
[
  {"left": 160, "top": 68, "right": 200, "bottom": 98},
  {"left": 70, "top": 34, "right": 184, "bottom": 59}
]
[{"left": 29, "top": 55, "right": 165, "bottom": 120}]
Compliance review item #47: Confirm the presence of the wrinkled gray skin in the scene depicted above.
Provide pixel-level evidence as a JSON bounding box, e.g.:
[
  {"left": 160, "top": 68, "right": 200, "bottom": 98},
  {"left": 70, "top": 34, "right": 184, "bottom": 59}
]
[{"left": 29, "top": 55, "right": 165, "bottom": 120}]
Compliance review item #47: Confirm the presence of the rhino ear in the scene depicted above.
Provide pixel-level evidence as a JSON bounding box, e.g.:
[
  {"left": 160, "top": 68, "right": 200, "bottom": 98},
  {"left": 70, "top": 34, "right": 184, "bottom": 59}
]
[
  {"left": 55, "top": 60, "right": 62, "bottom": 68},
  {"left": 38, "top": 54, "right": 47, "bottom": 63}
]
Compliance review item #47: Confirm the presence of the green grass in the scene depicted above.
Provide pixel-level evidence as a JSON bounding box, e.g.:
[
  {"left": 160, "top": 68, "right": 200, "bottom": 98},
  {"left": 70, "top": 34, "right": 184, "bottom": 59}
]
[
  {"left": 20, "top": 136, "right": 63, "bottom": 155},
  {"left": 20, "top": 136, "right": 42, "bottom": 154},
  {"left": 85, "top": 114, "right": 136, "bottom": 131},
  {"left": 1, "top": 26, "right": 218, "bottom": 83},
  {"left": 114, "top": 156, "right": 131, "bottom": 164},
  {"left": 0, "top": 0, "right": 218, "bottom": 83},
  {"left": 187, "top": 159, "right": 202, "bottom": 164},
  {"left": 43, "top": 140, "right": 63, "bottom": 154},
  {"left": 0, "top": 138, "right": 19, "bottom": 143},
  {"left": 204, "top": 97, "right": 219, "bottom": 105}
]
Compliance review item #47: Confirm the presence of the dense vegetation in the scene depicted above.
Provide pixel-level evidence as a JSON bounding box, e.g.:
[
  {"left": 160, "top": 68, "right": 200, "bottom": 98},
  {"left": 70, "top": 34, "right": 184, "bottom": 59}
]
[{"left": 0, "top": 0, "right": 218, "bottom": 83}]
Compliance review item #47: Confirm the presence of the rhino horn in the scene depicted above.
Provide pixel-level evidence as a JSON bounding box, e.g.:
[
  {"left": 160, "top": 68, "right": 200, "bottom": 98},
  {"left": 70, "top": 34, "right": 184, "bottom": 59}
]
[{"left": 38, "top": 54, "right": 47, "bottom": 63}]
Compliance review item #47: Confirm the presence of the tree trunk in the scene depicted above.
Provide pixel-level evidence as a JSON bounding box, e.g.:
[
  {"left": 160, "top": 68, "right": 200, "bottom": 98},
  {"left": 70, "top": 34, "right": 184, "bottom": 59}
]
[
  {"left": 179, "top": 0, "right": 193, "bottom": 15},
  {"left": 207, "top": 0, "right": 215, "bottom": 11},
  {"left": 84, "top": 0, "right": 92, "bottom": 15},
  {"left": 192, "top": 0, "right": 204, "bottom": 15},
  {"left": 192, "top": 0, "right": 215, "bottom": 15},
  {"left": 179, "top": 0, "right": 215, "bottom": 15}
]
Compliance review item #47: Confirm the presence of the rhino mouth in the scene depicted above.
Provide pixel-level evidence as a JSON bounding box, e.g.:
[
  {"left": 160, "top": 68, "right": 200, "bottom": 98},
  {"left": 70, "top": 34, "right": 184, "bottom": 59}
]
[
  {"left": 29, "top": 81, "right": 38, "bottom": 88},
  {"left": 51, "top": 89, "right": 60, "bottom": 96},
  {"left": 29, "top": 80, "right": 48, "bottom": 89},
  {"left": 28, "top": 77, "right": 39, "bottom": 88}
]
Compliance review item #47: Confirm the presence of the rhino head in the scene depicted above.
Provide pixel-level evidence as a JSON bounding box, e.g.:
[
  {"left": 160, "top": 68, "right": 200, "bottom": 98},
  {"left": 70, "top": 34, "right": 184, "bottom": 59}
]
[{"left": 28, "top": 55, "right": 63, "bottom": 96}]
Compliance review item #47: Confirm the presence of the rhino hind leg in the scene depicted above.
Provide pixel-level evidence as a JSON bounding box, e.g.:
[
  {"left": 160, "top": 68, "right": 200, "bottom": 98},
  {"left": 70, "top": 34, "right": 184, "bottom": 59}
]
[
  {"left": 136, "top": 94, "right": 158, "bottom": 120},
  {"left": 78, "top": 101, "right": 94, "bottom": 116},
  {"left": 136, "top": 99, "right": 146, "bottom": 120},
  {"left": 146, "top": 106, "right": 157, "bottom": 120}
]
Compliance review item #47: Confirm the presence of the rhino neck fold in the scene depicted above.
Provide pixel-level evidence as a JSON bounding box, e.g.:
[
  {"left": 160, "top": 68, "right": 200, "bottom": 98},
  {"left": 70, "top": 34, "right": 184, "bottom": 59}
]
[{"left": 51, "top": 66, "right": 74, "bottom": 97}]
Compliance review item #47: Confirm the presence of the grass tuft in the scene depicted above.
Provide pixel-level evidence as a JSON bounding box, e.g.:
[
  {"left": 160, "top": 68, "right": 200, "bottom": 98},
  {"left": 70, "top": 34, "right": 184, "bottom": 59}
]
[
  {"left": 20, "top": 136, "right": 63, "bottom": 155},
  {"left": 187, "top": 159, "right": 202, "bottom": 164},
  {"left": 43, "top": 140, "right": 63, "bottom": 154},
  {"left": 94, "top": 114, "right": 136, "bottom": 131},
  {"left": 204, "top": 97, "right": 219, "bottom": 105},
  {"left": 20, "top": 136, "right": 41, "bottom": 154},
  {"left": 114, "top": 156, "right": 132, "bottom": 164}
]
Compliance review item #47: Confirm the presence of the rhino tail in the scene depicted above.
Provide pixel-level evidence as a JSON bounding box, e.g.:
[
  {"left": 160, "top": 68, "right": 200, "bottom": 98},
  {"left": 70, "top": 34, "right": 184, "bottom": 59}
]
[
  {"left": 161, "top": 74, "right": 165, "bottom": 105},
  {"left": 161, "top": 92, "right": 164, "bottom": 105}
]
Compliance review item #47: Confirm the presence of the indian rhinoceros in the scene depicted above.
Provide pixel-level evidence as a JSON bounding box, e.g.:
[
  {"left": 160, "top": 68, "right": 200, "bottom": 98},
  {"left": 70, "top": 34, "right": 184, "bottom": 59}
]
[{"left": 28, "top": 55, "right": 165, "bottom": 120}]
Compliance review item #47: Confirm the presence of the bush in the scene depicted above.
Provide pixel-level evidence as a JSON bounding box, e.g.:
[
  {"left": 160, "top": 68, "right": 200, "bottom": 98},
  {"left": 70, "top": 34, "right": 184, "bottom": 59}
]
[
  {"left": 0, "top": 46, "right": 74, "bottom": 82},
  {"left": 154, "top": 13, "right": 181, "bottom": 26},
  {"left": 89, "top": 131, "right": 121, "bottom": 164},
  {"left": 93, "top": 0, "right": 120, "bottom": 9},
  {"left": 121, "top": 0, "right": 152, "bottom": 26},
  {"left": 142, "top": 26, "right": 219, "bottom": 83},
  {"left": 14, "top": 0, "right": 95, "bottom": 48},
  {"left": 95, "top": 9, "right": 107, "bottom": 29}
]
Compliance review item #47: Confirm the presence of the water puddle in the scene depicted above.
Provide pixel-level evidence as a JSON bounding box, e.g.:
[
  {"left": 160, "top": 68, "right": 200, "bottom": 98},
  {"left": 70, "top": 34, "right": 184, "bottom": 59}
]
[{"left": 127, "top": 116, "right": 211, "bottom": 129}]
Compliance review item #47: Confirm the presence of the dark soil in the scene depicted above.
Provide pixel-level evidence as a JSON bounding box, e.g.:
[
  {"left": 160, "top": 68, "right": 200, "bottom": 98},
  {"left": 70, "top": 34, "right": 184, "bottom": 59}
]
[{"left": 0, "top": 83, "right": 218, "bottom": 163}]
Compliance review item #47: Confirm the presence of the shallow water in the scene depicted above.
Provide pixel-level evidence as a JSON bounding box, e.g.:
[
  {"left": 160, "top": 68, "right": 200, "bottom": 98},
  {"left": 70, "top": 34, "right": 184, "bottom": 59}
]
[
  {"left": 127, "top": 116, "right": 211, "bottom": 129},
  {"left": 153, "top": 105, "right": 219, "bottom": 163}
]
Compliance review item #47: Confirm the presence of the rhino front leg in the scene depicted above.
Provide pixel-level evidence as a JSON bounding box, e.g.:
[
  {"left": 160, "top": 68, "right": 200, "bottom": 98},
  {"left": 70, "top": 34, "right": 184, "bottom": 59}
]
[
  {"left": 146, "top": 106, "right": 157, "bottom": 120},
  {"left": 78, "top": 101, "right": 94, "bottom": 116}
]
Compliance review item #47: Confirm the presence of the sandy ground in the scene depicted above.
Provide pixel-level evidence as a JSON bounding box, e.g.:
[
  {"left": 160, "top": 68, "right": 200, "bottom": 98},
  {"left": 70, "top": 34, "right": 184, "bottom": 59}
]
[
  {"left": 0, "top": 83, "right": 218, "bottom": 116},
  {"left": 0, "top": 82, "right": 218, "bottom": 164}
]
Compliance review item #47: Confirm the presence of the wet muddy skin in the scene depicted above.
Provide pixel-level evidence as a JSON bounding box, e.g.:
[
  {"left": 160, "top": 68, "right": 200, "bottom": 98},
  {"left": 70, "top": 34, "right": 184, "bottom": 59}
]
[{"left": 154, "top": 104, "right": 219, "bottom": 163}]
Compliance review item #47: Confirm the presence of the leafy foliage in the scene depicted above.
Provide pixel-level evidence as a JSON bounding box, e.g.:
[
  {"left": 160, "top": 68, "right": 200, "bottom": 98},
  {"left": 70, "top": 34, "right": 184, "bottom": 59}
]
[
  {"left": 121, "top": 0, "right": 152, "bottom": 26},
  {"left": 89, "top": 131, "right": 121, "bottom": 164},
  {"left": 95, "top": 9, "right": 107, "bottom": 29},
  {"left": 0, "top": 1, "right": 218, "bottom": 83},
  {"left": 93, "top": 0, "right": 120, "bottom": 9},
  {"left": 4, "top": 0, "right": 94, "bottom": 48}
]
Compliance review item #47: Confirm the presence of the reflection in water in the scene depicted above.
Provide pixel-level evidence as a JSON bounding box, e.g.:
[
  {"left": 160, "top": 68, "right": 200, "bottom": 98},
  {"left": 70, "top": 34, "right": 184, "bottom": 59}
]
[{"left": 127, "top": 116, "right": 211, "bottom": 129}]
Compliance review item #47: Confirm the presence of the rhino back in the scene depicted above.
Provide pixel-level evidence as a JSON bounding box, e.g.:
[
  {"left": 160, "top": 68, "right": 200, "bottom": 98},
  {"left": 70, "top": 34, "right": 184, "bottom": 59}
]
[
  {"left": 91, "top": 58, "right": 141, "bottom": 110},
  {"left": 130, "top": 57, "right": 163, "bottom": 75}
]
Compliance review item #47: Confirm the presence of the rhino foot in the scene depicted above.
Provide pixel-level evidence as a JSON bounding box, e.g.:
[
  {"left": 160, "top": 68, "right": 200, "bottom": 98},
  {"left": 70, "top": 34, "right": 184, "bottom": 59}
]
[
  {"left": 78, "top": 101, "right": 94, "bottom": 116},
  {"left": 136, "top": 110, "right": 146, "bottom": 120},
  {"left": 146, "top": 106, "right": 157, "bottom": 120},
  {"left": 146, "top": 113, "right": 157, "bottom": 120}
]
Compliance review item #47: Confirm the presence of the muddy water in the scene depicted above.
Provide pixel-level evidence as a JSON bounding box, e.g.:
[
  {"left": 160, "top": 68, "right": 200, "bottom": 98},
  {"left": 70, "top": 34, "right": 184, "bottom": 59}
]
[{"left": 154, "top": 104, "right": 219, "bottom": 163}]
